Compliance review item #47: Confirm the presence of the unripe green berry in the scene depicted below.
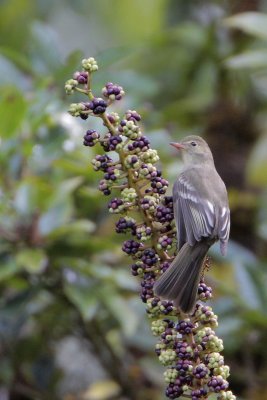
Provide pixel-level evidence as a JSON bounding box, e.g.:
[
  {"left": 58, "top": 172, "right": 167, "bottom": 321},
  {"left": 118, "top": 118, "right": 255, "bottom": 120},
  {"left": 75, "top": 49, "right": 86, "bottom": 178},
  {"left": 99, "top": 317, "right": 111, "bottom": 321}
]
[
  {"left": 217, "top": 391, "right": 236, "bottom": 400},
  {"left": 121, "top": 188, "right": 137, "bottom": 203},
  {"left": 205, "top": 352, "right": 224, "bottom": 369},
  {"left": 140, "top": 149, "right": 159, "bottom": 164},
  {"left": 82, "top": 57, "right": 98, "bottom": 72},
  {"left": 151, "top": 320, "right": 168, "bottom": 336},
  {"left": 158, "top": 349, "right": 177, "bottom": 366},
  {"left": 164, "top": 368, "right": 178, "bottom": 383},
  {"left": 68, "top": 102, "right": 86, "bottom": 117},
  {"left": 214, "top": 365, "right": 230, "bottom": 379},
  {"left": 65, "top": 79, "right": 78, "bottom": 94}
]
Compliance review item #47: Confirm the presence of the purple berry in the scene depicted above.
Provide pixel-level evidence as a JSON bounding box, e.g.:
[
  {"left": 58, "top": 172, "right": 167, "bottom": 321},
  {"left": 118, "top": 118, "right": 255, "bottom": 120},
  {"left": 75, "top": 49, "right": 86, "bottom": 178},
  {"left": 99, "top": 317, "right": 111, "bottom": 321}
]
[
  {"left": 102, "top": 82, "right": 124, "bottom": 100},
  {"left": 125, "top": 110, "right": 141, "bottom": 122},
  {"left": 115, "top": 217, "right": 136, "bottom": 234},
  {"left": 89, "top": 97, "right": 107, "bottom": 114},
  {"left": 155, "top": 205, "right": 174, "bottom": 223},
  {"left": 122, "top": 239, "right": 141, "bottom": 255},
  {"left": 73, "top": 71, "right": 88, "bottom": 84},
  {"left": 83, "top": 129, "right": 100, "bottom": 147}
]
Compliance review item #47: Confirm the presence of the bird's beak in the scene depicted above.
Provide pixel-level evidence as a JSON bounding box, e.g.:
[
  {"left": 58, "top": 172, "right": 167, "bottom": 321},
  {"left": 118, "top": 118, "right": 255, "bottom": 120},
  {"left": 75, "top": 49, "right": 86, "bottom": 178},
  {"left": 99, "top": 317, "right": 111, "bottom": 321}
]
[{"left": 170, "top": 142, "right": 185, "bottom": 150}]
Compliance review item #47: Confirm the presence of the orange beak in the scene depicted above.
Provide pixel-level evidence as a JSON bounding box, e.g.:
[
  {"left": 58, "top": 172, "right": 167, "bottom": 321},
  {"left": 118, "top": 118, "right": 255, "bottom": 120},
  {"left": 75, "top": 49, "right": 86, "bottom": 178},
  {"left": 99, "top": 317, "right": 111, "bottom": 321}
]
[{"left": 170, "top": 142, "right": 185, "bottom": 150}]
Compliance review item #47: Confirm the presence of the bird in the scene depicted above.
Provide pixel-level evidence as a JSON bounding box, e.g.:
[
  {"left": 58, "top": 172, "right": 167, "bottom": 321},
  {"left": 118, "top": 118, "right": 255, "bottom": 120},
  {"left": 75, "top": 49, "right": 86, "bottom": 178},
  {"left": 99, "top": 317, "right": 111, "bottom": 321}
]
[{"left": 154, "top": 135, "right": 230, "bottom": 314}]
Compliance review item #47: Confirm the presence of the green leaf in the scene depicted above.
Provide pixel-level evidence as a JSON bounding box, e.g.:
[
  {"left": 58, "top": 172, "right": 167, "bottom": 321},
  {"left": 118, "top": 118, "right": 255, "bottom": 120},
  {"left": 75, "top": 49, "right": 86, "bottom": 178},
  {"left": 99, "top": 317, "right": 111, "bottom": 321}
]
[
  {"left": 247, "top": 133, "right": 267, "bottom": 185},
  {"left": 47, "top": 219, "right": 95, "bottom": 239},
  {"left": 0, "top": 87, "right": 27, "bottom": 137},
  {"left": 38, "top": 203, "right": 72, "bottom": 236},
  {"left": 15, "top": 249, "right": 47, "bottom": 273},
  {"left": 225, "top": 50, "right": 267, "bottom": 70},
  {"left": 30, "top": 21, "right": 62, "bottom": 73},
  {"left": 0, "top": 55, "right": 30, "bottom": 89},
  {"left": 0, "top": 260, "right": 21, "bottom": 282},
  {"left": 0, "top": 47, "right": 33, "bottom": 74},
  {"left": 50, "top": 177, "right": 83, "bottom": 204},
  {"left": 64, "top": 282, "right": 98, "bottom": 321},
  {"left": 224, "top": 12, "right": 267, "bottom": 40},
  {"left": 100, "top": 286, "right": 140, "bottom": 337}
]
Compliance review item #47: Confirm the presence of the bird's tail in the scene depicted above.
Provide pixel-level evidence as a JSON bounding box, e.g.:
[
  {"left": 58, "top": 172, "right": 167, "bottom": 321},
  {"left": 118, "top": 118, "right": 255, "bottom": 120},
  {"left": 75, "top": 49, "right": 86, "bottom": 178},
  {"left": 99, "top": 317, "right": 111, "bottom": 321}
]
[{"left": 154, "top": 241, "right": 211, "bottom": 314}]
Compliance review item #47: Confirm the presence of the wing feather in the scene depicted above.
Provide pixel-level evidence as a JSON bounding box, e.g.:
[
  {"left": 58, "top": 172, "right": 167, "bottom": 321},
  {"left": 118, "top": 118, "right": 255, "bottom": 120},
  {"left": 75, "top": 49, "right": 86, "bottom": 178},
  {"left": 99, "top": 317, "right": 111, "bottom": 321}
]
[{"left": 173, "top": 172, "right": 216, "bottom": 245}]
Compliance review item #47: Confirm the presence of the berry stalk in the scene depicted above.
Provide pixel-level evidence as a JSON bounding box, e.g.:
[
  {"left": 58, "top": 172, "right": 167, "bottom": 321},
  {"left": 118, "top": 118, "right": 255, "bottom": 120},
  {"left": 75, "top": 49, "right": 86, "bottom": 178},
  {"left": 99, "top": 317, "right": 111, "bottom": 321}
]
[{"left": 65, "top": 57, "right": 236, "bottom": 400}]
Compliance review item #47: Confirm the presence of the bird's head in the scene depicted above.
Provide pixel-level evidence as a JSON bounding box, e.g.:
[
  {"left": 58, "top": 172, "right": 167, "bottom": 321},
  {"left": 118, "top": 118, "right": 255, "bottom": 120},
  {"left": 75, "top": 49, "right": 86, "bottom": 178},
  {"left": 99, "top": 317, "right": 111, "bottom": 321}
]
[{"left": 170, "top": 135, "right": 214, "bottom": 166}]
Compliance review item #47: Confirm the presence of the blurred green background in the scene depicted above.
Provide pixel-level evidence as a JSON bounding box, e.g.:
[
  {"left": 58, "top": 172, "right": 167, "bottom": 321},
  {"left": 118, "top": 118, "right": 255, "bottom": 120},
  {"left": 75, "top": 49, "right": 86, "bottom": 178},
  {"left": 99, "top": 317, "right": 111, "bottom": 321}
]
[{"left": 1, "top": 0, "right": 267, "bottom": 399}]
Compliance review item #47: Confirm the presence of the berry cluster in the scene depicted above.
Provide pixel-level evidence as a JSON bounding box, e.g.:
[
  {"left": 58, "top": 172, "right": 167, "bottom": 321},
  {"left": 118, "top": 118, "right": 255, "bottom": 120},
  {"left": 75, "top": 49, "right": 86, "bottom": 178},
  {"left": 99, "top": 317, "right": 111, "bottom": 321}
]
[
  {"left": 65, "top": 56, "right": 235, "bottom": 400},
  {"left": 102, "top": 82, "right": 125, "bottom": 101},
  {"left": 83, "top": 129, "right": 100, "bottom": 147},
  {"left": 122, "top": 239, "right": 141, "bottom": 255}
]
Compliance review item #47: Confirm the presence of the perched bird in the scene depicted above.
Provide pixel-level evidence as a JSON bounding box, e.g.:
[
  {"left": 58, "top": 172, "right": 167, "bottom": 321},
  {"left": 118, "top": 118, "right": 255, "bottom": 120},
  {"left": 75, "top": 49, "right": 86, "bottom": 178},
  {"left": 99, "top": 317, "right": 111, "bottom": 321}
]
[{"left": 154, "top": 135, "right": 230, "bottom": 313}]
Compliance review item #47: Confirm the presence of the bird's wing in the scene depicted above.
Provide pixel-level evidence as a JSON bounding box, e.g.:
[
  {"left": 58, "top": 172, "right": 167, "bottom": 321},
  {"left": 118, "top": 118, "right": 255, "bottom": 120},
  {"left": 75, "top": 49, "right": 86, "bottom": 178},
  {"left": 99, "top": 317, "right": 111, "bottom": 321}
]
[
  {"left": 174, "top": 172, "right": 216, "bottom": 246},
  {"left": 218, "top": 206, "right": 230, "bottom": 255},
  {"left": 173, "top": 180, "right": 187, "bottom": 251}
]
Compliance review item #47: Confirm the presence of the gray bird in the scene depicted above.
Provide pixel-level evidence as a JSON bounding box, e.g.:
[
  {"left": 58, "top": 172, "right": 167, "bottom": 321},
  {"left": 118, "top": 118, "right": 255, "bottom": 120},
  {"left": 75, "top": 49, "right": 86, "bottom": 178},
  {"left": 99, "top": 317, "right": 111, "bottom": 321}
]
[{"left": 154, "top": 135, "right": 230, "bottom": 313}]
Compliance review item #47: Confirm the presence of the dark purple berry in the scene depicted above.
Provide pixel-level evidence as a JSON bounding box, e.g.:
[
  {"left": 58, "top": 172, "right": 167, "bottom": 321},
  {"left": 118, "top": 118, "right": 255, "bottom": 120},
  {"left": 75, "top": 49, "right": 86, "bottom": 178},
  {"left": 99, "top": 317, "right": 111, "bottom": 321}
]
[
  {"left": 155, "top": 205, "right": 174, "bottom": 223},
  {"left": 92, "top": 154, "right": 112, "bottom": 171},
  {"left": 198, "top": 280, "right": 213, "bottom": 300},
  {"left": 73, "top": 71, "right": 88, "bottom": 84},
  {"left": 102, "top": 82, "right": 124, "bottom": 100},
  {"left": 141, "top": 249, "right": 159, "bottom": 266},
  {"left": 122, "top": 239, "right": 141, "bottom": 255},
  {"left": 176, "top": 320, "right": 195, "bottom": 335},
  {"left": 160, "top": 300, "right": 174, "bottom": 315},
  {"left": 161, "top": 261, "right": 170, "bottom": 273},
  {"left": 115, "top": 217, "right": 136, "bottom": 234},
  {"left": 108, "top": 198, "right": 123, "bottom": 211},
  {"left": 191, "top": 388, "right": 208, "bottom": 399},
  {"left": 83, "top": 129, "right": 100, "bottom": 147},
  {"left": 109, "top": 135, "right": 123, "bottom": 151},
  {"left": 174, "top": 341, "right": 193, "bottom": 360},
  {"left": 127, "top": 136, "right": 150, "bottom": 152},
  {"left": 140, "top": 278, "right": 155, "bottom": 303},
  {"left": 89, "top": 97, "right": 108, "bottom": 114},
  {"left": 98, "top": 179, "right": 111, "bottom": 196},
  {"left": 193, "top": 363, "right": 209, "bottom": 380},
  {"left": 150, "top": 176, "right": 169, "bottom": 194},
  {"left": 165, "top": 381, "right": 183, "bottom": 399},
  {"left": 208, "top": 376, "right": 229, "bottom": 392},
  {"left": 125, "top": 110, "right": 141, "bottom": 122}
]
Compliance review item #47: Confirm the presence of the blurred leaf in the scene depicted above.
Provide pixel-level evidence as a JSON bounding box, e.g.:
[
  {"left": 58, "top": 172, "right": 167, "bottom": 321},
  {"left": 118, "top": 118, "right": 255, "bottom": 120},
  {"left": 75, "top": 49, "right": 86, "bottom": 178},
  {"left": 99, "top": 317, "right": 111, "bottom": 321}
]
[
  {"left": 15, "top": 248, "right": 47, "bottom": 273},
  {"left": 242, "top": 308, "right": 267, "bottom": 327},
  {"left": 0, "top": 55, "right": 30, "bottom": 89},
  {"left": 0, "top": 259, "right": 21, "bottom": 282},
  {"left": 38, "top": 177, "right": 83, "bottom": 235},
  {"left": 82, "top": 380, "right": 120, "bottom": 400},
  {"left": 51, "top": 177, "right": 83, "bottom": 204},
  {"left": 0, "top": 86, "right": 27, "bottom": 137},
  {"left": 225, "top": 50, "right": 267, "bottom": 70},
  {"left": 0, "top": 46, "right": 33, "bottom": 74},
  {"left": 232, "top": 260, "right": 260, "bottom": 309},
  {"left": 38, "top": 203, "right": 72, "bottom": 236},
  {"left": 224, "top": 12, "right": 267, "bottom": 40},
  {"left": 246, "top": 133, "right": 267, "bottom": 185},
  {"left": 13, "top": 177, "right": 55, "bottom": 215},
  {"left": 100, "top": 286, "right": 139, "bottom": 337},
  {"left": 47, "top": 219, "right": 95, "bottom": 239},
  {"left": 29, "top": 21, "right": 62, "bottom": 74},
  {"left": 64, "top": 282, "right": 98, "bottom": 321}
]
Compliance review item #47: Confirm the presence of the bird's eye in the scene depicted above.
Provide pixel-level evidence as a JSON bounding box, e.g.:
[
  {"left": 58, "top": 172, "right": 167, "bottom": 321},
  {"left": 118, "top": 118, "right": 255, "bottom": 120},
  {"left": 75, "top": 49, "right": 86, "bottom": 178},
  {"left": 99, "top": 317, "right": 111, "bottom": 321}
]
[{"left": 190, "top": 141, "right": 197, "bottom": 147}]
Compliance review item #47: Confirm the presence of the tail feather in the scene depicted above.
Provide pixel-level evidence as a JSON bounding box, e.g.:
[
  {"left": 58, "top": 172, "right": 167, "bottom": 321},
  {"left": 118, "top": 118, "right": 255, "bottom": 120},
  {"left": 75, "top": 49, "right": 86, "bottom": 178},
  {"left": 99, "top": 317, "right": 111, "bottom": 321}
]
[{"left": 154, "top": 241, "right": 210, "bottom": 313}]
